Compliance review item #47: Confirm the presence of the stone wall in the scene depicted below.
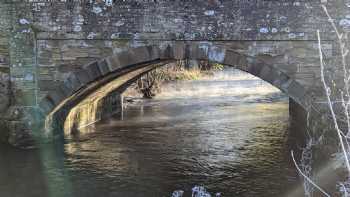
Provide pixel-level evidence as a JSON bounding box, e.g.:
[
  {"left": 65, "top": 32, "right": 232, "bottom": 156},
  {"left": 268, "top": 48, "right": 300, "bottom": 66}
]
[
  {"left": 31, "top": 0, "right": 333, "bottom": 41},
  {"left": 0, "top": 2, "right": 11, "bottom": 114},
  {"left": 0, "top": 2, "right": 11, "bottom": 141}
]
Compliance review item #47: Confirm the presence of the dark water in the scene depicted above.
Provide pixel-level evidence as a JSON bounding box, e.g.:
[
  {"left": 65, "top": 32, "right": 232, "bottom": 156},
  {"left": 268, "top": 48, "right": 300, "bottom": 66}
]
[{"left": 0, "top": 74, "right": 305, "bottom": 197}]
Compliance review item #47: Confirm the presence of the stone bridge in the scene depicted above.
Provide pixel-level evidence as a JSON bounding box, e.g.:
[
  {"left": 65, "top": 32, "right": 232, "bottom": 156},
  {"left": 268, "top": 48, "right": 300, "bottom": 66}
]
[{"left": 0, "top": 0, "right": 347, "bottom": 147}]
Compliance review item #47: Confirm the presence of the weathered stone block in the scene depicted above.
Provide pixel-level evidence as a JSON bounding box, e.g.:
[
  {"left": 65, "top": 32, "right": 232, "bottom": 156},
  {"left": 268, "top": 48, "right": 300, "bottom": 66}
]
[
  {"left": 38, "top": 80, "right": 59, "bottom": 91},
  {"left": 14, "top": 90, "right": 36, "bottom": 106},
  {"left": 65, "top": 73, "right": 83, "bottom": 92},
  {"left": 238, "top": 56, "right": 250, "bottom": 68},
  {"left": 62, "top": 50, "right": 89, "bottom": 60},
  {"left": 39, "top": 97, "right": 55, "bottom": 115},
  {"left": 277, "top": 63, "right": 298, "bottom": 74},
  {"left": 271, "top": 71, "right": 289, "bottom": 88},
  {"left": 47, "top": 88, "right": 66, "bottom": 106},
  {"left": 0, "top": 119, "right": 9, "bottom": 142},
  {"left": 84, "top": 61, "right": 102, "bottom": 81},
  {"left": 188, "top": 43, "right": 208, "bottom": 60},
  {"left": 58, "top": 83, "right": 73, "bottom": 97},
  {"left": 147, "top": 45, "right": 161, "bottom": 60},
  {"left": 208, "top": 45, "right": 226, "bottom": 63},
  {"left": 280, "top": 78, "right": 293, "bottom": 93},
  {"left": 106, "top": 46, "right": 158, "bottom": 71},
  {"left": 287, "top": 80, "right": 307, "bottom": 103},
  {"left": 259, "top": 65, "right": 273, "bottom": 84},
  {"left": 247, "top": 61, "right": 264, "bottom": 77},
  {"left": 130, "top": 46, "right": 152, "bottom": 63},
  {"left": 223, "top": 50, "right": 241, "bottom": 66},
  {"left": 97, "top": 59, "right": 110, "bottom": 75},
  {"left": 159, "top": 44, "right": 173, "bottom": 60},
  {"left": 7, "top": 121, "right": 34, "bottom": 147},
  {"left": 106, "top": 54, "right": 121, "bottom": 71},
  {"left": 173, "top": 42, "right": 186, "bottom": 60},
  {"left": 74, "top": 69, "right": 92, "bottom": 85}
]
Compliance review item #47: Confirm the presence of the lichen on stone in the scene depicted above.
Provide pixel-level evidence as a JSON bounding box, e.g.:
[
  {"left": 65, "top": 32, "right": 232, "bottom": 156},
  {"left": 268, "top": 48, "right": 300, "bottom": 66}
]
[{"left": 259, "top": 27, "right": 269, "bottom": 34}]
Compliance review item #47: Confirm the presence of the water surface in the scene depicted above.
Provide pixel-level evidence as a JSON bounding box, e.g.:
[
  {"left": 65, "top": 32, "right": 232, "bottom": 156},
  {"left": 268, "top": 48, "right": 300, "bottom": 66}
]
[{"left": 0, "top": 70, "right": 304, "bottom": 197}]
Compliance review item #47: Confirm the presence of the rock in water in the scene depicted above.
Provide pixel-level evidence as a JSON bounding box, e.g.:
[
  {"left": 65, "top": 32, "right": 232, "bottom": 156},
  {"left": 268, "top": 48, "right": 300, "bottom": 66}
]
[
  {"left": 171, "top": 190, "right": 184, "bottom": 197},
  {"left": 192, "top": 186, "right": 211, "bottom": 197}
]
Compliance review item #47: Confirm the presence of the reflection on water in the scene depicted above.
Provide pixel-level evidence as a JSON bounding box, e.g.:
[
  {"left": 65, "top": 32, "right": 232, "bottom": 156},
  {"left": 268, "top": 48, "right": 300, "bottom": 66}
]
[{"left": 0, "top": 70, "right": 304, "bottom": 197}]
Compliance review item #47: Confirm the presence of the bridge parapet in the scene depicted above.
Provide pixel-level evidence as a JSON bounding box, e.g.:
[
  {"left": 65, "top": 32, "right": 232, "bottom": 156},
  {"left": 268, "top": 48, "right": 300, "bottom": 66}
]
[{"left": 29, "top": 0, "right": 335, "bottom": 41}]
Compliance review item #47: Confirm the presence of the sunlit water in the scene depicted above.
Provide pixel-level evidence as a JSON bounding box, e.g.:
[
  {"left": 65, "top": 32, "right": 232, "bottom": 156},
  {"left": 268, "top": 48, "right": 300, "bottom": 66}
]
[{"left": 0, "top": 70, "right": 304, "bottom": 197}]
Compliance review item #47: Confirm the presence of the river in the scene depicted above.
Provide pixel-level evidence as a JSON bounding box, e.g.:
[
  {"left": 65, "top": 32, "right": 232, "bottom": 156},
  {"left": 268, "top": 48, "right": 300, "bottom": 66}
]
[{"left": 0, "top": 69, "right": 304, "bottom": 197}]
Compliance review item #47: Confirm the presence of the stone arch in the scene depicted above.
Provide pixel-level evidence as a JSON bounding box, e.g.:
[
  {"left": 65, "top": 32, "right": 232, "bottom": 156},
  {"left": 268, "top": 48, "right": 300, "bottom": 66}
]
[{"left": 38, "top": 43, "right": 311, "bottom": 137}]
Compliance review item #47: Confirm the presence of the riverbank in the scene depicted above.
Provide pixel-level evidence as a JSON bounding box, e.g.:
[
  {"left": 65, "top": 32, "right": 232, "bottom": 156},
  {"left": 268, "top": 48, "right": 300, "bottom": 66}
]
[{"left": 122, "top": 62, "right": 225, "bottom": 99}]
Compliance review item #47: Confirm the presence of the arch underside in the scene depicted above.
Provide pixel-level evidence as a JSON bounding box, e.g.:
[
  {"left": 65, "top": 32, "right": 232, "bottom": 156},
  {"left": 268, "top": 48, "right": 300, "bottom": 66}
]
[{"left": 40, "top": 44, "right": 311, "bottom": 136}]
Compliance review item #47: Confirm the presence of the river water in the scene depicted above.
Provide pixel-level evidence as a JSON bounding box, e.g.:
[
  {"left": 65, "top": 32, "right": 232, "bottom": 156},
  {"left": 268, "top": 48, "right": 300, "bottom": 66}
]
[{"left": 0, "top": 70, "right": 304, "bottom": 197}]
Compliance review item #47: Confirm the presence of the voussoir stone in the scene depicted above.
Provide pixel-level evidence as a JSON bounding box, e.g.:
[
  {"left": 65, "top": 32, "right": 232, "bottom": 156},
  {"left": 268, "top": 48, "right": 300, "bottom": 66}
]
[
  {"left": 84, "top": 61, "right": 102, "bottom": 81},
  {"left": 97, "top": 59, "right": 110, "bottom": 75},
  {"left": 74, "top": 69, "right": 93, "bottom": 85},
  {"left": 47, "top": 89, "right": 66, "bottom": 106},
  {"left": 39, "top": 97, "right": 55, "bottom": 115},
  {"left": 224, "top": 50, "right": 241, "bottom": 66},
  {"left": 188, "top": 43, "right": 208, "bottom": 60},
  {"left": 65, "top": 73, "right": 83, "bottom": 92}
]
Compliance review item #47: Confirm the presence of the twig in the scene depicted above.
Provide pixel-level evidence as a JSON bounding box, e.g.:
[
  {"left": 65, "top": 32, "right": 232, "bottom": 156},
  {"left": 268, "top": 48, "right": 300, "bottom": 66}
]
[
  {"left": 322, "top": 5, "right": 350, "bottom": 135},
  {"left": 317, "top": 30, "right": 350, "bottom": 173},
  {"left": 291, "top": 150, "right": 331, "bottom": 197}
]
